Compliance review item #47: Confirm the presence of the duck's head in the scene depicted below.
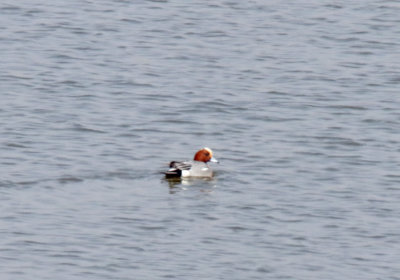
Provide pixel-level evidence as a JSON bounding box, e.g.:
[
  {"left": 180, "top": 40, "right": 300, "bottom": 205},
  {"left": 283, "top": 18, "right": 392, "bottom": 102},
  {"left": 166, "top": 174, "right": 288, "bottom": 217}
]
[{"left": 194, "top": 147, "right": 218, "bottom": 163}]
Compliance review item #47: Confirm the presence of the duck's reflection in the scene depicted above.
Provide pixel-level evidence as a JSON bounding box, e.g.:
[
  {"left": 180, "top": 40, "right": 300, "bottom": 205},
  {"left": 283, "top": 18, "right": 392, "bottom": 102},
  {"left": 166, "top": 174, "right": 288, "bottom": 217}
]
[{"left": 165, "top": 177, "right": 217, "bottom": 194}]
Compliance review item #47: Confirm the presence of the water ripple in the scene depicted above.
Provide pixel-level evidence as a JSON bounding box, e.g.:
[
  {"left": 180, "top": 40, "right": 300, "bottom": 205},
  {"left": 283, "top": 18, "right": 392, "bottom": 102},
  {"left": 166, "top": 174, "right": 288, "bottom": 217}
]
[{"left": 1, "top": 1, "right": 399, "bottom": 279}]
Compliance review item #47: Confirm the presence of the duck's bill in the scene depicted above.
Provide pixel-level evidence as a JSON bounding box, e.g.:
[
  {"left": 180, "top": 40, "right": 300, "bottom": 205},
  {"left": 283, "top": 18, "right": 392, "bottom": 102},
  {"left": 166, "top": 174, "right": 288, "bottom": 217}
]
[{"left": 210, "top": 157, "right": 219, "bottom": 163}]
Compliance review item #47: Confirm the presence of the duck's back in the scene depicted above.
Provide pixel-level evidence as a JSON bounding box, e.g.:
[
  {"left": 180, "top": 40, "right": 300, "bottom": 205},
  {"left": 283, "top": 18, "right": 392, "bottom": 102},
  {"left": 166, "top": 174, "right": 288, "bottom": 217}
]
[{"left": 165, "top": 160, "right": 212, "bottom": 178}]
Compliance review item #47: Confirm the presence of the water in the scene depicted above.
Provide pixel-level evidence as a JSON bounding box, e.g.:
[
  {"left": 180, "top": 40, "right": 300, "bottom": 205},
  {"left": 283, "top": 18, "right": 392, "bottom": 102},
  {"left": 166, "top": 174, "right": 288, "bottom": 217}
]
[{"left": 1, "top": 0, "right": 400, "bottom": 279}]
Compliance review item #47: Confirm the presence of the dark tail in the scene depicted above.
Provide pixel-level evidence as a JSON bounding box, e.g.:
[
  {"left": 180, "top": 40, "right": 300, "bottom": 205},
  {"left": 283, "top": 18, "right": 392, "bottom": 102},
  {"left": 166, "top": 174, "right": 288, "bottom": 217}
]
[{"left": 164, "top": 169, "right": 182, "bottom": 178}]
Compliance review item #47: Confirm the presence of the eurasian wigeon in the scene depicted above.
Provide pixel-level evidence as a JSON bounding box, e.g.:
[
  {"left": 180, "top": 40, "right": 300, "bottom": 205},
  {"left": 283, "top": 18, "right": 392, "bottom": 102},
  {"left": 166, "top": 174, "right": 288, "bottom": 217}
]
[{"left": 164, "top": 147, "right": 218, "bottom": 178}]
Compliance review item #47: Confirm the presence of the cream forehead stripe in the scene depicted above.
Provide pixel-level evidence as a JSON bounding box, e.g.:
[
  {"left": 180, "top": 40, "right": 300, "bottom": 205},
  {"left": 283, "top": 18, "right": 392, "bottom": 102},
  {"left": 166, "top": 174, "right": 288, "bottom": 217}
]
[{"left": 204, "top": 147, "right": 213, "bottom": 156}]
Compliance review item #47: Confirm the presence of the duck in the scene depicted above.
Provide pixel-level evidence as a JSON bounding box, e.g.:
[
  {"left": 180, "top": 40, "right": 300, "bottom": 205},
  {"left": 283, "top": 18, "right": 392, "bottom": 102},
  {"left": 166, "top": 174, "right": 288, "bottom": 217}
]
[{"left": 164, "top": 147, "right": 218, "bottom": 178}]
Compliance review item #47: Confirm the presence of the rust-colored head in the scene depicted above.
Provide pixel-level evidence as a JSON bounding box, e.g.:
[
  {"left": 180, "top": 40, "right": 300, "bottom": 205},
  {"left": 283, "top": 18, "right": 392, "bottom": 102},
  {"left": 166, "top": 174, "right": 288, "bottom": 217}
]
[{"left": 193, "top": 147, "right": 218, "bottom": 163}]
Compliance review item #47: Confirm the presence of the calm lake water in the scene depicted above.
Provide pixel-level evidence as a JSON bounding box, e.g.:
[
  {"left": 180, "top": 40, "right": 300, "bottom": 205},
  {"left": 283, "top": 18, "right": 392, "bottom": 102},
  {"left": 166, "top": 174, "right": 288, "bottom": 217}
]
[{"left": 1, "top": 0, "right": 400, "bottom": 279}]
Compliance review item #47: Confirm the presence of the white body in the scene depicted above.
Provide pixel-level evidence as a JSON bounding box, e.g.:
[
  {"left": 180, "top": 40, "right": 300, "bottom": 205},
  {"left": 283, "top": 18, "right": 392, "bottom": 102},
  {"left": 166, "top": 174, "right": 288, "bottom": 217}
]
[{"left": 181, "top": 161, "right": 213, "bottom": 177}]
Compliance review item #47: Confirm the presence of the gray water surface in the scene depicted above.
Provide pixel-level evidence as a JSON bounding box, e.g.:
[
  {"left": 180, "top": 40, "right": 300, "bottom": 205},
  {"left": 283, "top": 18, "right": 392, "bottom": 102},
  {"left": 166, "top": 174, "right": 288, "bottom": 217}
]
[{"left": 1, "top": 1, "right": 400, "bottom": 279}]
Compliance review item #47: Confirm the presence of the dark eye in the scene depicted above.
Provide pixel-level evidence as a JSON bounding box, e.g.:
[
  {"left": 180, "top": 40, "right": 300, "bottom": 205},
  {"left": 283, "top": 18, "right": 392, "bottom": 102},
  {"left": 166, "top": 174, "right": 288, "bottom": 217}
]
[{"left": 205, "top": 152, "right": 210, "bottom": 156}]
